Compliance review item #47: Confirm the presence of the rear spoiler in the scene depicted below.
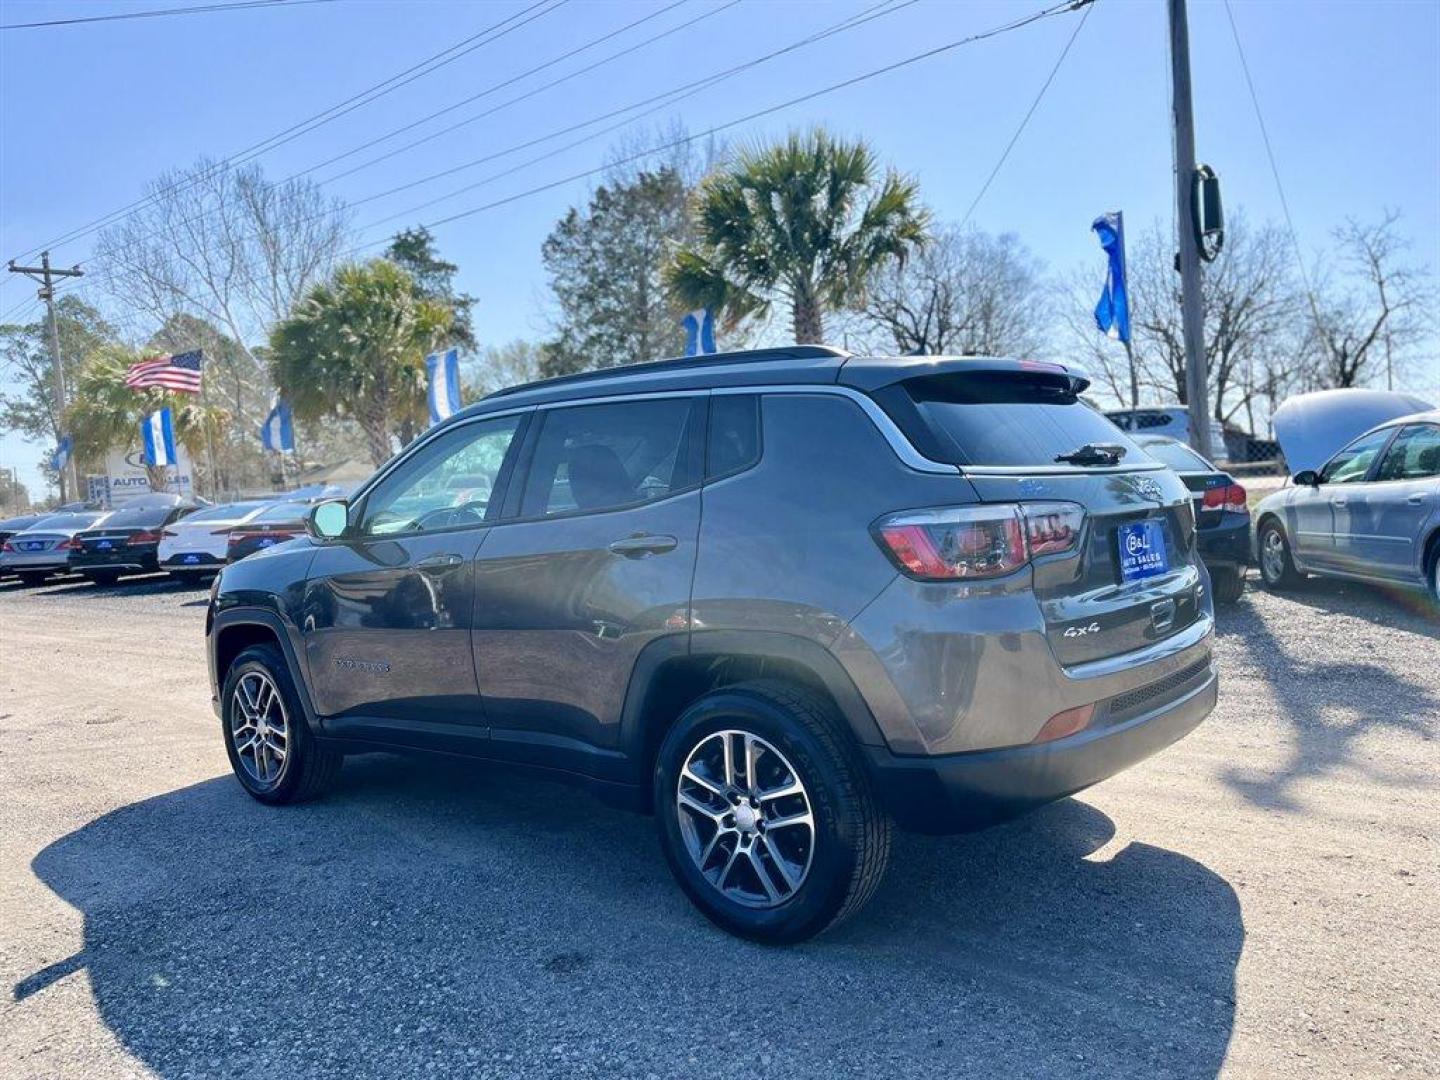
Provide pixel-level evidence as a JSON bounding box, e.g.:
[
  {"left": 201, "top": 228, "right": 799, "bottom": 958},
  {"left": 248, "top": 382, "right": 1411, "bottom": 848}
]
[{"left": 837, "top": 354, "right": 1091, "bottom": 395}]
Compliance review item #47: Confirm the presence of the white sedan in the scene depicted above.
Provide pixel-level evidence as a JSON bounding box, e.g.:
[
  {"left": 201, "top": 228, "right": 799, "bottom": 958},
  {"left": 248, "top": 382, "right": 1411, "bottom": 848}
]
[{"left": 158, "top": 501, "right": 272, "bottom": 580}]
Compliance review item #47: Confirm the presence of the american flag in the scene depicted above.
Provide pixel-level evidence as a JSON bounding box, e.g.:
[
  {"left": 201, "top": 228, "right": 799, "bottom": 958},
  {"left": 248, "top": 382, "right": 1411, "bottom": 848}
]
[{"left": 124, "top": 350, "right": 205, "bottom": 394}]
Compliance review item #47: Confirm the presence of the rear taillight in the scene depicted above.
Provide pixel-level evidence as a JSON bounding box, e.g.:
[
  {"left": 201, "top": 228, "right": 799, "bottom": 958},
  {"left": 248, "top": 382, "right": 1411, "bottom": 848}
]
[
  {"left": 1202, "top": 482, "right": 1248, "bottom": 509},
  {"left": 1022, "top": 502, "right": 1086, "bottom": 557},
  {"left": 129, "top": 530, "right": 162, "bottom": 545},
  {"left": 874, "top": 502, "right": 1085, "bottom": 581},
  {"left": 1, "top": 540, "right": 14, "bottom": 553},
  {"left": 58, "top": 538, "right": 81, "bottom": 551},
  {"left": 226, "top": 531, "right": 246, "bottom": 545},
  {"left": 161, "top": 528, "right": 178, "bottom": 538}
]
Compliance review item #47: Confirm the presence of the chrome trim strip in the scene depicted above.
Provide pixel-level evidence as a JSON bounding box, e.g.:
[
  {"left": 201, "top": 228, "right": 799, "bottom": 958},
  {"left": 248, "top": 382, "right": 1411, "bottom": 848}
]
[{"left": 1063, "top": 613, "right": 1213, "bottom": 681}]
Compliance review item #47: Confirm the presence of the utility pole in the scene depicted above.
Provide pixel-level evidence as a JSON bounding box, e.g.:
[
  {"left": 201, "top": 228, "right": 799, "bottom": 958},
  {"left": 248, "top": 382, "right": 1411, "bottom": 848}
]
[
  {"left": 1167, "top": 0, "right": 1212, "bottom": 458},
  {"left": 7, "top": 252, "right": 84, "bottom": 500}
]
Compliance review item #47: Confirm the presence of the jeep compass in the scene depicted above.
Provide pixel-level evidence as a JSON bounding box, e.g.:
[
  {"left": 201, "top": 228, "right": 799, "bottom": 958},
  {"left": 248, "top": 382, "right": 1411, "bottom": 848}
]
[{"left": 207, "top": 346, "right": 1217, "bottom": 942}]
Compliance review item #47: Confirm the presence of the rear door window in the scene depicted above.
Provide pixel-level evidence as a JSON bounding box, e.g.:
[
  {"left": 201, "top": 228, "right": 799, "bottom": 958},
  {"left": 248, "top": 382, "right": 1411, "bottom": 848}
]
[
  {"left": 884, "top": 371, "right": 1143, "bottom": 468},
  {"left": 520, "top": 398, "right": 703, "bottom": 517},
  {"left": 706, "top": 395, "right": 761, "bottom": 478},
  {"left": 1374, "top": 424, "right": 1440, "bottom": 481}
]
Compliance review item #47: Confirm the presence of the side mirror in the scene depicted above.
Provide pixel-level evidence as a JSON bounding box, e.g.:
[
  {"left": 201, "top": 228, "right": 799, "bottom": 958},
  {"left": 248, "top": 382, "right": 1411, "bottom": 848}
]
[
  {"left": 1292, "top": 470, "right": 1320, "bottom": 488},
  {"left": 306, "top": 500, "right": 349, "bottom": 541}
]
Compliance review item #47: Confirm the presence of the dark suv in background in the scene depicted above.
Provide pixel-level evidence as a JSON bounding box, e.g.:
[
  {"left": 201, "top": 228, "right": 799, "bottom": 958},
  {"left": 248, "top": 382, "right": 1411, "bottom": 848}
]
[{"left": 208, "top": 347, "right": 1217, "bottom": 942}]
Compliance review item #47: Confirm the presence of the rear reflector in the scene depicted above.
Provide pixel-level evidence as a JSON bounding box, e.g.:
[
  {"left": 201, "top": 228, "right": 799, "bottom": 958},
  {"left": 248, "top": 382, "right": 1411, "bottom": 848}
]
[
  {"left": 874, "top": 502, "right": 1085, "bottom": 581},
  {"left": 1032, "top": 703, "right": 1096, "bottom": 744}
]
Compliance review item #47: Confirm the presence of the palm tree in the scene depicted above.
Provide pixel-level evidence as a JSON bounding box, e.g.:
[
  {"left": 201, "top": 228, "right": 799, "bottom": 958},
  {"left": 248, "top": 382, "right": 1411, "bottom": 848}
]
[
  {"left": 67, "top": 344, "right": 227, "bottom": 491},
  {"left": 268, "top": 260, "right": 453, "bottom": 466},
  {"left": 664, "top": 130, "right": 929, "bottom": 344}
]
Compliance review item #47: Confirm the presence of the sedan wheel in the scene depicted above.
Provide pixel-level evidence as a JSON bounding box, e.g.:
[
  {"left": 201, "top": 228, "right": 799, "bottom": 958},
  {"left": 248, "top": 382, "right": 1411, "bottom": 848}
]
[
  {"left": 675, "top": 729, "right": 815, "bottom": 909},
  {"left": 1258, "top": 521, "right": 1303, "bottom": 591}
]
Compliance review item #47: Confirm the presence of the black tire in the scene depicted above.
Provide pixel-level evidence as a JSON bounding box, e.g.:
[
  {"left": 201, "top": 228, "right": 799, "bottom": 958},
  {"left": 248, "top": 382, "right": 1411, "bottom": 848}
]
[
  {"left": 221, "top": 644, "right": 340, "bottom": 805},
  {"left": 1257, "top": 519, "right": 1304, "bottom": 591},
  {"left": 85, "top": 570, "right": 121, "bottom": 587},
  {"left": 654, "top": 679, "right": 891, "bottom": 944},
  {"left": 17, "top": 571, "right": 49, "bottom": 587},
  {"left": 1211, "top": 565, "right": 1245, "bottom": 605},
  {"left": 1425, "top": 536, "right": 1440, "bottom": 607}
]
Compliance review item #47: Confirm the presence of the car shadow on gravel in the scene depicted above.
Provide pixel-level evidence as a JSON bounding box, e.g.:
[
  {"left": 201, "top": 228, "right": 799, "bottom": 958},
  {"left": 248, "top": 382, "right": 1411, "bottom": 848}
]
[
  {"left": 23, "top": 757, "right": 1241, "bottom": 1079},
  {"left": 1216, "top": 586, "right": 1440, "bottom": 810}
]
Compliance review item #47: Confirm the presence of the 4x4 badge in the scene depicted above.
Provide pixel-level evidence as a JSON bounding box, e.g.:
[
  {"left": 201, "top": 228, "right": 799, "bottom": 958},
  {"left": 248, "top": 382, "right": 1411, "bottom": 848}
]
[{"left": 1063, "top": 622, "right": 1101, "bottom": 638}]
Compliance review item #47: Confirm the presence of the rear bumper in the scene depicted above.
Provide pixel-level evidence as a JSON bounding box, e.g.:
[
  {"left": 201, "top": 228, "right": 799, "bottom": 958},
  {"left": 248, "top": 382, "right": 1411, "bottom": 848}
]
[
  {"left": 865, "top": 664, "right": 1217, "bottom": 834},
  {"left": 1197, "top": 516, "right": 1251, "bottom": 568},
  {"left": 71, "top": 549, "right": 159, "bottom": 573},
  {"left": 161, "top": 553, "right": 224, "bottom": 572},
  {"left": 0, "top": 552, "right": 68, "bottom": 570}
]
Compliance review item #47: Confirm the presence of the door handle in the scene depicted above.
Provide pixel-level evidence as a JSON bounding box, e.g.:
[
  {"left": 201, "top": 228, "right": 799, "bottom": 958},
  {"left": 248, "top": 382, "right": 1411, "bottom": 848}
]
[
  {"left": 608, "top": 534, "right": 678, "bottom": 558},
  {"left": 1407, "top": 493, "right": 1427, "bottom": 505},
  {"left": 415, "top": 553, "right": 464, "bottom": 572},
  {"left": 1330, "top": 497, "right": 1348, "bottom": 507}
]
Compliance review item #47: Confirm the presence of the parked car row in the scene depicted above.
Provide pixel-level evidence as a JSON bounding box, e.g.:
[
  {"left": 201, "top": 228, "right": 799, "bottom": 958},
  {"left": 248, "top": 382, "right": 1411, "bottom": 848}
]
[{"left": 0, "top": 490, "right": 333, "bottom": 587}]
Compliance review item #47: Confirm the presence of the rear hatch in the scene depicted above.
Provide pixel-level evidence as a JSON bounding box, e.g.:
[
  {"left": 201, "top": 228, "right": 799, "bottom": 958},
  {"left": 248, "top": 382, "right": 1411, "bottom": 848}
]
[{"left": 852, "top": 360, "right": 1206, "bottom": 667}]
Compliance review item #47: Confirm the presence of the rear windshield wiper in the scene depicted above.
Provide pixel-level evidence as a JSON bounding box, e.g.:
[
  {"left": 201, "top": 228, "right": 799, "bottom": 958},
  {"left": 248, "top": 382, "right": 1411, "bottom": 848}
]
[{"left": 1054, "top": 443, "right": 1127, "bottom": 466}]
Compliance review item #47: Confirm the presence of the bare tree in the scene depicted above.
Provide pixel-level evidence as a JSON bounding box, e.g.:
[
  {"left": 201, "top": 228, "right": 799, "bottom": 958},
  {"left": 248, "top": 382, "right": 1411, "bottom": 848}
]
[
  {"left": 1066, "top": 213, "right": 1305, "bottom": 430},
  {"left": 465, "top": 339, "right": 544, "bottom": 400},
  {"left": 1308, "top": 210, "right": 1434, "bottom": 390},
  {"left": 859, "top": 225, "right": 1047, "bottom": 357},
  {"left": 93, "top": 158, "right": 350, "bottom": 371}
]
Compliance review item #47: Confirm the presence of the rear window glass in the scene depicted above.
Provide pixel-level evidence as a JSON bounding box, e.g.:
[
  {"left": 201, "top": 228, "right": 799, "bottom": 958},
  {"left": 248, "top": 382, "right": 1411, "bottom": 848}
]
[
  {"left": 99, "top": 505, "right": 171, "bottom": 528},
  {"left": 898, "top": 372, "right": 1142, "bottom": 467},
  {"left": 251, "top": 502, "right": 309, "bottom": 523},
  {"left": 1141, "top": 440, "right": 1211, "bottom": 472},
  {"left": 183, "top": 502, "right": 269, "bottom": 524},
  {"left": 29, "top": 512, "right": 107, "bottom": 530}
]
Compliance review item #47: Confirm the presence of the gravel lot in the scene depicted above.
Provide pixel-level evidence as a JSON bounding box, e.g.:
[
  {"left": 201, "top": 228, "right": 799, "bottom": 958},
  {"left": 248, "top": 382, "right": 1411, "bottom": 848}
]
[{"left": 1, "top": 571, "right": 1436, "bottom": 1079}]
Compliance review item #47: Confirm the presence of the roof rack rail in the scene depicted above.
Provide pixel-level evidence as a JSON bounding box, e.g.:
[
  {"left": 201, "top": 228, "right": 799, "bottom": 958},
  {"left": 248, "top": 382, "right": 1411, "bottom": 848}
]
[{"left": 484, "top": 345, "right": 851, "bottom": 399}]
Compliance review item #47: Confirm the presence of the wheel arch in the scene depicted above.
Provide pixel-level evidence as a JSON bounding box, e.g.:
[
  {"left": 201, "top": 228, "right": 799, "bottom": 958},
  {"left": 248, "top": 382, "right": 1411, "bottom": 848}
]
[
  {"left": 618, "top": 631, "right": 886, "bottom": 795},
  {"left": 211, "top": 607, "right": 320, "bottom": 730}
]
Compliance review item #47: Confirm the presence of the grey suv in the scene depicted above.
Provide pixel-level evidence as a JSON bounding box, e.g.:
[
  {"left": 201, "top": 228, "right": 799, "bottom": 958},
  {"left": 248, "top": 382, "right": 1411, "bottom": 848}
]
[{"left": 207, "top": 347, "right": 1217, "bottom": 942}]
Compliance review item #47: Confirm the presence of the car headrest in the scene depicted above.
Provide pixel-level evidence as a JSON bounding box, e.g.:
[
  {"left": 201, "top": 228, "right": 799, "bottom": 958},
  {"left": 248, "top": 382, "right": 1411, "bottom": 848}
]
[{"left": 566, "top": 444, "right": 633, "bottom": 510}]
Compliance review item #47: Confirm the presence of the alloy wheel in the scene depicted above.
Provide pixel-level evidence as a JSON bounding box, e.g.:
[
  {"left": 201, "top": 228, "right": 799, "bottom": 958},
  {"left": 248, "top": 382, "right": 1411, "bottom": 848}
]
[
  {"left": 230, "top": 670, "right": 290, "bottom": 786},
  {"left": 675, "top": 729, "right": 815, "bottom": 909}
]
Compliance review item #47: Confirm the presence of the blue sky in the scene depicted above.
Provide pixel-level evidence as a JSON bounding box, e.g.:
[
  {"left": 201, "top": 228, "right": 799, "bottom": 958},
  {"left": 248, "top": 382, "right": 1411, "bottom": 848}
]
[{"left": 2, "top": 0, "right": 1438, "bottom": 496}]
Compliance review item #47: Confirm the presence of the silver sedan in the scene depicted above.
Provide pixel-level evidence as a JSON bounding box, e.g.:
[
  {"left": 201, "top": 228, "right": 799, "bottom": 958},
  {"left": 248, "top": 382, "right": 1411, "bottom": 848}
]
[{"left": 1252, "top": 410, "right": 1440, "bottom": 601}]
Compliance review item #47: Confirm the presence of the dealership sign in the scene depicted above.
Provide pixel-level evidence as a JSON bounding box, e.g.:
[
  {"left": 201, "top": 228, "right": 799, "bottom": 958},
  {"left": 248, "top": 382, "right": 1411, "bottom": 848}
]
[{"left": 91, "top": 446, "right": 193, "bottom": 506}]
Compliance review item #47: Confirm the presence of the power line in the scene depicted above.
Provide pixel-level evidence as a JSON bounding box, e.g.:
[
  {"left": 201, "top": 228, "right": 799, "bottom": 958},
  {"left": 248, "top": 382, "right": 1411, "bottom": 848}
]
[
  {"left": 341, "top": 0, "right": 1088, "bottom": 255},
  {"left": 298, "top": 0, "right": 736, "bottom": 186},
  {"left": 0, "top": 0, "right": 339, "bottom": 31},
  {"left": 7, "top": 0, "right": 566, "bottom": 263},
  {"left": 331, "top": 0, "right": 917, "bottom": 221},
  {"left": 90, "top": 0, "right": 914, "bottom": 267},
  {"left": 1221, "top": 0, "right": 1334, "bottom": 361},
  {"left": 959, "top": 0, "right": 1094, "bottom": 227}
]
